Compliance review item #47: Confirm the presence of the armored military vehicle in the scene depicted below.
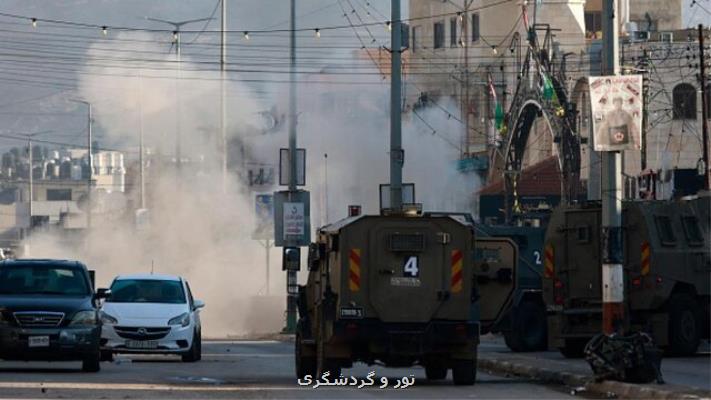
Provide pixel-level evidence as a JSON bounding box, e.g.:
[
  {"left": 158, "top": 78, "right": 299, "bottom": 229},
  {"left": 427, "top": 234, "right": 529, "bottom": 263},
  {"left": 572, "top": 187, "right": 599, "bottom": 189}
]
[
  {"left": 542, "top": 194, "right": 710, "bottom": 357},
  {"left": 476, "top": 224, "right": 548, "bottom": 351},
  {"left": 295, "top": 211, "right": 516, "bottom": 385}
]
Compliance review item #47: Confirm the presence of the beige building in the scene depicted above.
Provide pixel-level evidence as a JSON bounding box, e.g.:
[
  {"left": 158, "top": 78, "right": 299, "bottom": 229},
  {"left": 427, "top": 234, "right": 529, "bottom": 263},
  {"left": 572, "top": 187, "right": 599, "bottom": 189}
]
[
  {"left": 408, "top": 0, "right": 707, "bottom": 197},
  {"left": 407, "top": 0, "right": 587, "bottom": 162}
]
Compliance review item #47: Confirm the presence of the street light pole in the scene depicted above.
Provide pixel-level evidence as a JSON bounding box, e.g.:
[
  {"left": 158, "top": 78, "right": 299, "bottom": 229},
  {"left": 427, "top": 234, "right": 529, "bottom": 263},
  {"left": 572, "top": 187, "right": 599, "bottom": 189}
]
[
  {"left": 221, "top": 0, "right": 228, "bottom": 192},
  {"left": 389, "top": 0, "right": 403, "bottom": 212},
  {"left": 284, "top": 0, "right": 298, "bottom": 334},
  {"left": 145, "top": 16, "right": 213, "bottom": 175}
]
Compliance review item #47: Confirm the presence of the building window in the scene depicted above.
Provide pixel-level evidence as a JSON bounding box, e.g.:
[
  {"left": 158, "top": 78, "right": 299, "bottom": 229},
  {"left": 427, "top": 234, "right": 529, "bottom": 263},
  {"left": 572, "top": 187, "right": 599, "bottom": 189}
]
[
  {"left": 411, "top": 26, "right": 419, "bottom": 52},
  {"left": 471, "top": 13, "right": 480, "bottom": 42},
  {"left": 585, "top": 12, "right": 602, "bottom": 38},
  {"left": 433, "top": 21, "right": 445, "bottom": 49},
  {"left": 672, "top": 83, "right": 697, "bottom": 120},
  {"left": 46, "top": 189, "right": 72, "bottom": 201},
  {"left": 450, "top": 18, "right": 458, "bottom": 47}
]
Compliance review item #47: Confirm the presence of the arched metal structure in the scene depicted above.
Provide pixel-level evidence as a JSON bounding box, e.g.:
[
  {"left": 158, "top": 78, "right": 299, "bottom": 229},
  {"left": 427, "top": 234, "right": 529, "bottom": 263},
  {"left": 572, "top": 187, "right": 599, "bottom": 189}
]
[{"left": 495, "top": 25, "right": 582, "bottom": 222}]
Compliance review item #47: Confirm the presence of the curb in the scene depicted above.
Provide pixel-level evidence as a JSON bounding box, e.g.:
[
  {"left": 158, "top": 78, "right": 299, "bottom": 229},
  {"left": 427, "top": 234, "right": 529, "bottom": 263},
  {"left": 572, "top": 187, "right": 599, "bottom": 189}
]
[{"left": 478, "top": 357, "right": 709, "bottom": 400}]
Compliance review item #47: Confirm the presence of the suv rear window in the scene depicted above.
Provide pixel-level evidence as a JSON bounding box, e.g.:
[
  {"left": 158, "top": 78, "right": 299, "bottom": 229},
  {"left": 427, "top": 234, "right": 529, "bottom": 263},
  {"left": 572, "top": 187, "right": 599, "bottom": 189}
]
[{"left": 0, "top": 265, "right": 89, "bottom": 296}]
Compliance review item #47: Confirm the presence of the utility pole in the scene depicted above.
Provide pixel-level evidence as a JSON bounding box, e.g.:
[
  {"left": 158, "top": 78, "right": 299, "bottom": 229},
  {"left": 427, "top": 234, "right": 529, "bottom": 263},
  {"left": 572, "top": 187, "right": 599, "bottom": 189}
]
[
  {"left": 601, "top": 0, "right": 624, "bottom": 336},
  {"left": 27, "top": 138, "right": 32, "bottom": 252},
  {"left": 146, "top": 17, "right": 212, "bottom": 174},
  {"left": 70, "top": 100, "right": 92, "bottom": 231},
  {"left": 640, "top": 49, "right": 649, "bottom": 171},
  {"left": 285, "top": 0, "right": 298, "bottom": 333},
  {"left": 220, "top": 0, "right": 228, "bottom": 192},
  {"left": 389, "top": 0, "right": 403, "bottom": 212},
  {"left": 699, "top": 24, "right": 709, "bottom": 190},
  {"left": 463, "top": 0, "right": 472, "bottom": 157},
  {"left": 138, "top": 74, "right": 146, "bottom": 209}
]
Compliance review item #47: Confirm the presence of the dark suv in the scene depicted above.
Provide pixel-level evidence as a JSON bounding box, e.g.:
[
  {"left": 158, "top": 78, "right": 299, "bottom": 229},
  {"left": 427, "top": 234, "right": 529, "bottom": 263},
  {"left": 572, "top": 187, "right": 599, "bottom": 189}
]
[{"left": 0, "top": 259, "right": 105, "bottom": 372}]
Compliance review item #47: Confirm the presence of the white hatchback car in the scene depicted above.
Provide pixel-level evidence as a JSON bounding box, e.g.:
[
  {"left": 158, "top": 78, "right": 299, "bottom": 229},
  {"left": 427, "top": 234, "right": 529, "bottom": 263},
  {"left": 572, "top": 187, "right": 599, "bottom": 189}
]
[{"left": 99, "top": 274, "right": 204, "bottom": 362}]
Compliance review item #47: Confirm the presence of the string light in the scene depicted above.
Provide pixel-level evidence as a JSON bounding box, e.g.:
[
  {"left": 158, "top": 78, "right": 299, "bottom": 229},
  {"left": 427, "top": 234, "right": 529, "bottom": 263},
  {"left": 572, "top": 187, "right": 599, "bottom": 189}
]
[
  {"left": 386, "top": 21, "right": 392, "bottom": 31},
  {"left": 172, "top": 30, "right": 178, "bottom": 41},
  {"left": 458, "top": 12, "right": 463, "bottom": 22},
  {"left": 315, "top": 28, "right": 320, "bottom": 38},
  {"left": 101, "top": 26, "right": 108, "bottom": 36},
  {"left": 243, "top": 31, "right": 250, "bottom": 40},
  {"left": 492, "top": 45, "right": 498, "bottom": 55},
  {"left": 31, "top": 18, "right": 37, "bottom": 28}
]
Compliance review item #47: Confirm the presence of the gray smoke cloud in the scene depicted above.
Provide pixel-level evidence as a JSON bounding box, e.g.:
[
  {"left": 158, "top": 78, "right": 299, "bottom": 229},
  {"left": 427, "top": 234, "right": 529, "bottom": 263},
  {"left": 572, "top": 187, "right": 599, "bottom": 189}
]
[{"left": 17, "top": 2, "right": 475, "bottom": 338}]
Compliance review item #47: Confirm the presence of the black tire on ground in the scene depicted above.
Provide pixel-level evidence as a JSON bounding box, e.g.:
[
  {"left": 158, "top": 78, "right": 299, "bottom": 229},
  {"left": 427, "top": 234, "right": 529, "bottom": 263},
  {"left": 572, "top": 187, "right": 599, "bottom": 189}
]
[
  {"left": 182, "top": 330, "right": 202, "bottom": 362},
  {"left": 505, "top": 300, "right": 548, "bottom": 352},
  {"left": 424, "top": 362, "right": 447, "bottom": 380},
  {"left": 451, "top": 358, "right": 476, "bottom": 385},
  {"left": 99, "top": 350, "right": 113, "bottom": 362},
  {"left": 558, "top": 338, "right": 587, "bottom": 358},
  {"left": 668, "top": 294, "right": 701, "bottom": 356},
  {"left": 315, "top": 338, "right": 341, "bottom": 379},
  {"left": 295, "top": 332, "right": 316, "bottom": 380},
  {"left": 82, "top": 353, "right": 101, "bottom": 372}
]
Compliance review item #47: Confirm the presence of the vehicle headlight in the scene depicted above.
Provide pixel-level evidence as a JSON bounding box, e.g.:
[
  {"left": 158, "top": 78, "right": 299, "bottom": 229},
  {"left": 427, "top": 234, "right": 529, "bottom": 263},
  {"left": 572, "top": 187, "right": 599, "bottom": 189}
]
[
  {"left": 100, "top": 311, "right": 118, "bottom": 325},
  {"left": 69, "top": 310, "right": 98, "bottom": 326},
  {"left": 168, "top": 312, "right": 190, "bottom": 327}
]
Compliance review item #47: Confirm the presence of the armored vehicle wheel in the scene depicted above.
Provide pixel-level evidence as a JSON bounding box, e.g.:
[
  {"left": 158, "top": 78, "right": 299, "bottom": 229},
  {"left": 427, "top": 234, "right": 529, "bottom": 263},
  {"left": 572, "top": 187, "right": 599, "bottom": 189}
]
[
  {"left": 668, "top": 294, "right": 701, "bottom": 356},
  {"left": 558, "top": 338, "right": 587, "bottom": 358},
  {"left": 451, "top": 358, "right": 476, "bottom": 385},
  {"left": 505, "top": 300, "right": 547, "bottom": 352},
  {"left": 315, "top": 338, "right": 341, "bottom": 378},
  {"left": 424, "top": 361, "right": 447, "bottom": 380},
  {"left": 295, "top": 332, "right": 316, "bottom": 379}
]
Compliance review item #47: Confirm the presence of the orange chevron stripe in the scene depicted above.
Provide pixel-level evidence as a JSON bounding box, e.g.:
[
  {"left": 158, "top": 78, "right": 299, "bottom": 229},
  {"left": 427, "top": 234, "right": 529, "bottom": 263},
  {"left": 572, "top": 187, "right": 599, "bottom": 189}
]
[
  {"left": 451, "top": 250, "right": 463, "bottom": 293},
  {"left": 349, "top": 249, "right": 361, "bottom": 291}
]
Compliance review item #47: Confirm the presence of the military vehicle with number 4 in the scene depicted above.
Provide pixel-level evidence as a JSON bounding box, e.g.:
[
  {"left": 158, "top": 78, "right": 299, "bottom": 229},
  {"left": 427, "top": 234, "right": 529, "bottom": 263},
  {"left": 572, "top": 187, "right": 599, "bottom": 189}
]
[
  {"left": 542, "top": 194, "right": 710, "bottom": 357},
  {"left": 295, "top": 208, "right": 516, "bottom": 385}
]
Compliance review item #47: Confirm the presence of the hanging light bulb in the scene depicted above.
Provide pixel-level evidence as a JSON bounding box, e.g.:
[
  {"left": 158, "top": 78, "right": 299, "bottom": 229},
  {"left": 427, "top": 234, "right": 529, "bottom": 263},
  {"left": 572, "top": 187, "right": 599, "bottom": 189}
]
[
  {"left": 315, "top": 28, "right": 321, "bottom": 38},
  {"left": 172, "top": 31, "right": 178, "bottom": 41},
  {"left": 101, "top": 26, "right": 108, "bottom": 36},
  {"left": 386, "top": 21, "right": 392, "bottom": 31},
  {"left": 31, "top": 18, "right": 37, "bottom": 28},
  {"left": 458, "top": 12, "right": 463, "bottom": 22},
  {"left": 492, "top": 45, "right": 498, "bottom": 55},
  {"left": 243, "top": 31, "right": 250, "bottom": 40}
]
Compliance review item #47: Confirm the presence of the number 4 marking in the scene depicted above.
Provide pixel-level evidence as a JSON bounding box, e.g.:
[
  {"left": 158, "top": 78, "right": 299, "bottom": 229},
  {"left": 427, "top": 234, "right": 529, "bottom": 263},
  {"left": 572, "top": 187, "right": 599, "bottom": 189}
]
[{"left": 404, "top": 256, "right": 419, "bottom": 277}]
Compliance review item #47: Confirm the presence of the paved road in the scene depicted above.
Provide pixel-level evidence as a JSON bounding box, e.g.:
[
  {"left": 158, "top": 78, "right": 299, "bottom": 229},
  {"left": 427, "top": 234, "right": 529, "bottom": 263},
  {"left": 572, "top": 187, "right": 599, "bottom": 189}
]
[
  {"left": 479, "top": 335, "right": 711, "bottom": 392},
  {"left": 0, "top": 341, "right": 591, "bottom": 399}
]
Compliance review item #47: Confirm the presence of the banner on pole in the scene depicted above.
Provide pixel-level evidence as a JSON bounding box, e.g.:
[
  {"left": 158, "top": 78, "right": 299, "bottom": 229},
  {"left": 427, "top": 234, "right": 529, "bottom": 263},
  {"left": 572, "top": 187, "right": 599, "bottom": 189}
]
[{"left": 589, "top": 75, "right": 643, "bottom": 151}]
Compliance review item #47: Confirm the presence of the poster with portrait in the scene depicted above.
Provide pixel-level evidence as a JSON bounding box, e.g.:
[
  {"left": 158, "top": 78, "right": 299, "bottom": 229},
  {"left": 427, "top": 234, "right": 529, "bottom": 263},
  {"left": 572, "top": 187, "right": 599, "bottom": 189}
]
[{"left": 589, "top": 75, "right": 643, "bottom": 151}]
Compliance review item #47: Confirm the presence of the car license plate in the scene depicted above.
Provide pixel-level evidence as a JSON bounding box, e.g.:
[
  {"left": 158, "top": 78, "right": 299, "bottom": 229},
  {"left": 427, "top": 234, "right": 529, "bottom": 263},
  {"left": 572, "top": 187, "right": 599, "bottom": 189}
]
[
  {"left": 28, "top": 336, "right": 50, "bottom": 348},
  {"left": 126, "top": 340, "right": 158, "bottom": 349}
]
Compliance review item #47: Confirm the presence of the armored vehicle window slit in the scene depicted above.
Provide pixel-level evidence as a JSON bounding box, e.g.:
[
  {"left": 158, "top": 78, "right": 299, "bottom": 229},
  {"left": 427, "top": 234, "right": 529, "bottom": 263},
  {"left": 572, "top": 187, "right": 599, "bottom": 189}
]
[
  {"left": 654, "top": 215, "right": 676, "bottom": 246},
  {"left": 681, "top": 216, "right": 704, "bottom": 246},
  {"left": 389, "top": 233, "right": 425, "bottom": 252},
  {"left": 576, "top": 225, "right": 591, "bottom": 243}
]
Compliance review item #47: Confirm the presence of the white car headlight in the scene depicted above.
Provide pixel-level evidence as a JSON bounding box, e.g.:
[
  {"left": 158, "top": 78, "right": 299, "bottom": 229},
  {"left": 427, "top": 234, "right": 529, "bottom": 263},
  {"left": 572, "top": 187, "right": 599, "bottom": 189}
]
[
  {"left": 69, "top": 310, "right": 98, "bottom": 326},
  {"left": 168, "top": 312, "right": 190, "bottom": 327},
  {"left": 100, "top": 311, "right": 118, "bottom": 325}
]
